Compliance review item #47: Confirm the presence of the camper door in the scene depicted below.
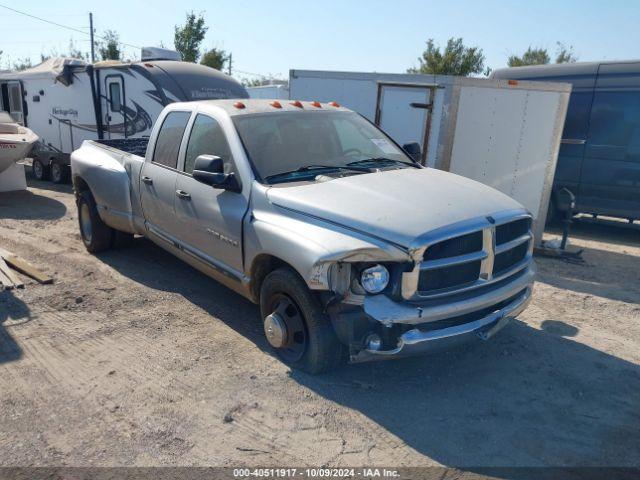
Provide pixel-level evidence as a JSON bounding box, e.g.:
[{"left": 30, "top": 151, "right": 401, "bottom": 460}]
[
  {"left": 103, "top": 75, "right": 126, "bottom": 139},
  {"left": 0, "top": 81, "right": 25, "bottom": 125}
]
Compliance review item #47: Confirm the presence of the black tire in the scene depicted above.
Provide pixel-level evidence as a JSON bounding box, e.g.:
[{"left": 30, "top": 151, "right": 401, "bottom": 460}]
[
  {"left": 260, "top": 268, "right": 346, "bottom": 374},
  {"left": 77, "top": 190, "right": 114, "bottom": 253},
  {"left": 50, "top": 162, "right": 70, "bottom": 184},
  {"left": 31, "top": 158, "right": 49, "bottom": 181}
]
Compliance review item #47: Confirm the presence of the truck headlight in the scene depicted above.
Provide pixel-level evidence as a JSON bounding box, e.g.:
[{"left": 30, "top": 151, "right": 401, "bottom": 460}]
[{"left": 360, "top": 265, "right": 390, "bottom": 294}]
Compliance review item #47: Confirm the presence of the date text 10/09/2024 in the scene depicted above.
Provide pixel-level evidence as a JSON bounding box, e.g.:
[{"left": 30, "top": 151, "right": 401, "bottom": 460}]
[{"left": 233, "top": 468, "right": 401, "bottom": 478}]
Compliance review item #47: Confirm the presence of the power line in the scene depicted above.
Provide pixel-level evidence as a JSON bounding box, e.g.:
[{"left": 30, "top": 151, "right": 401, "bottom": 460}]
[{"left": 0, "top": 4, "right": 141, "bottom": 50}]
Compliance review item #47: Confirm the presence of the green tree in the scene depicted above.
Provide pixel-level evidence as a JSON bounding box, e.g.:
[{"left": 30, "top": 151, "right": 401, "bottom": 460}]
[
  {"left": 98, "top": 30, "right": 121, "bottom": 61},
  {"left": 408, "top": 38, "right": 485, "bottom": 76},
  {"left": 174, "top": 12, "right": 208, "bottom": 62},
  {"left": 200, "top": 47, "right": 227, "bottom": 71},
  {"left": 555, "top": 42, "right": 578, "bottom": 64},
  {"left": 508, "top": 47, "right": 550, "bottom": 67}
]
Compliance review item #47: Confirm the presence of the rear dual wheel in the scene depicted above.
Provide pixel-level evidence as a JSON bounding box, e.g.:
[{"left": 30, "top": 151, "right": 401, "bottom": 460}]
[{"left": 77, "top": 190, "right": 133, "bottom": 253}]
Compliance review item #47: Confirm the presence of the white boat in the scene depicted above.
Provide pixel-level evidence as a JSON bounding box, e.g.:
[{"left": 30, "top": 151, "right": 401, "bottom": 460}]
[{"left": 0, "top": 112, "right": 38, "bottom": 174}]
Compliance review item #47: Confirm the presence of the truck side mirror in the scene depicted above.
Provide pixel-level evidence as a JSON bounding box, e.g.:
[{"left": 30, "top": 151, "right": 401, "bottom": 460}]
[
  {"left": 402, "top": 142, "right": 422, "bottom": 163},
  {"left": 192, "top": 154, "right": 241, "bottom": 192}
]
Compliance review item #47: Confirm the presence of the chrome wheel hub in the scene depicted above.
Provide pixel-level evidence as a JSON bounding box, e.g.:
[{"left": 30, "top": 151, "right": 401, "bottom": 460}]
[
  {"left": 264, "top": 312, "right": 287, "bottom": 348},
  {"left": 80, "top": 203, "right": 92, "bottom": 243}
]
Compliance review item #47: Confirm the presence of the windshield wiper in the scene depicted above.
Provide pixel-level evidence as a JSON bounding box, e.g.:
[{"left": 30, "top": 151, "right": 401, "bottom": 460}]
[
  {"left": 347, "top": 157, "right": 417, "bottom": 168},
  {"left": 265, "top": 164, "right": 373, "bottom": 183}
]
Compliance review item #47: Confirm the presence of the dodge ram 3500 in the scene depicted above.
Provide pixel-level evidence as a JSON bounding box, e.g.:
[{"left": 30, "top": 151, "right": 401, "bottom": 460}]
[{"left": 71, "top": 99, "right": 535, "bottom": 373}]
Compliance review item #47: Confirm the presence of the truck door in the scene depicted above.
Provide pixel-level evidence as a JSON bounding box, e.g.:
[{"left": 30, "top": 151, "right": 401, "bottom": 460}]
[
  {"left": 581, "top": 62, "right": 640, "bottom": 219},
  {"left": 173, "top": 113, "right": 248, "bottom": 276},
  {"left": 140, "top": 111, "right": 191, "bottom": 240},
  {"left": 104, "top": 75, "right": 126, "bottom": 139},
  {"left": 375, "top": 83, "right": 434, "bottom": 164}
]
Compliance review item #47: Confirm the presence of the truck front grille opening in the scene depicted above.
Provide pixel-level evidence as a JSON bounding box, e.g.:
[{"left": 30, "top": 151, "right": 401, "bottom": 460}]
[
  {"left": 423, "top": 231, "right": 483, "bottom": 261},
  {"left": 418, "top": 261, "right": 481, "bottom": 292}
]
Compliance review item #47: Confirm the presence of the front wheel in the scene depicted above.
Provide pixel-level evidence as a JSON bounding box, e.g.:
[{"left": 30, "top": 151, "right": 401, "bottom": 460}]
[
  {"left": 260, "top": 268, "right": 346, "bottom": 374},
  {"left": 77, "top": 191, "right": 114, "bottom": 253}
]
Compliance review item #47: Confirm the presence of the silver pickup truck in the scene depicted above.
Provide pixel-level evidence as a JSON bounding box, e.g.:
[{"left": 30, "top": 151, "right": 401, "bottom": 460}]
[{"left": 71, "top": 99, "right": 535, "bottom": 373}]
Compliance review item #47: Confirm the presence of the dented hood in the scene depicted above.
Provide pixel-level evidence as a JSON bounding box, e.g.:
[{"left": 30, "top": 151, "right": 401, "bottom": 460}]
[{"left": 266, "top": 168, "right": 525, "bottom": 248}]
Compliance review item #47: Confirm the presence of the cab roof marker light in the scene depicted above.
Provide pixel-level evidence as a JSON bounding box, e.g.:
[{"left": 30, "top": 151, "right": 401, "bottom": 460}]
[
  {"left": 234, "top": 101, "right": 246, "bottom": 109},
  {"left": 270, "top": 101, "right": 282, "bottom": 108},
  {"left": 291, "top": 100, "right": 303, "bottom": 108},
  {"left": 329, "top": 101, "right": 340, "bottom": 107},
  {"left": 311, "top": 101, "right": 322, "bottom": 108}
]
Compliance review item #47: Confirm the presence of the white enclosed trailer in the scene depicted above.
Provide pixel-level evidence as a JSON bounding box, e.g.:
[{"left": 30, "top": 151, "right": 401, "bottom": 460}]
[
  {"left": 289, "top": 70, "right": 571, "bottom": 245},
  {"left": 247, "top": 84, "right": 289, "bottom": 99}
]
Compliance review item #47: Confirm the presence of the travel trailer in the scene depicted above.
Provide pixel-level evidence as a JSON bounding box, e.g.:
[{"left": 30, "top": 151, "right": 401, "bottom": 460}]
[{"left": 0, "top": 48, "right": 249, "bottom": 183}]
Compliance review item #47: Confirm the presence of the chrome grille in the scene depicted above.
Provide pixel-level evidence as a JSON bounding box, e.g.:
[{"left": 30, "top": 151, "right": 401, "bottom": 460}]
[{"left": 407, "top": 214, "right": 533, "bottom": 299}]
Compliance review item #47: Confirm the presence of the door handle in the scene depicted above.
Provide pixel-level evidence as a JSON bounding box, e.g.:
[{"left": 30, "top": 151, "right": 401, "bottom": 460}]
[
  {"left": 176, "top": 190, "right": 191, "bottom": 200},
  {"left": 142, "top": 176, "right": 153, "bottom": 185}
]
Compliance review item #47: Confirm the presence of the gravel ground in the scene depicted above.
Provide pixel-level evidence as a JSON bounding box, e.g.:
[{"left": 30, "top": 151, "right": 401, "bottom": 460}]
[{"left": 0, "top": 176, "right": 639, "bottom": 469}]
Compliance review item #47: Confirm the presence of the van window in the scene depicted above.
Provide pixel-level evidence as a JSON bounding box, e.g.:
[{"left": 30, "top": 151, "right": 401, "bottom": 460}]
[
  {"left": 588, "top": 91, "right": 640, "bottom": 162},
  {"left": 183, "top": 114, "right": 234, "bottom": 175},
  {"left": 108, "top": 82, "right": 122, "bottom": 112},
  {"left": 563, "top": 92, "right": 593, "bottom": 140},
  {"left": 152, "top": 111, "right": 191, "bottom": 169}
]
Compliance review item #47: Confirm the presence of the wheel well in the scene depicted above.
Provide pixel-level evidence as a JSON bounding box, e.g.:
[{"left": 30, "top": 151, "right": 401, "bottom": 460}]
[
  {"left": 249, "top": 254, "right": 294, "bottom": 302},
  {"left": 73, "top": 176, "right": 91, "bottom": 198}
]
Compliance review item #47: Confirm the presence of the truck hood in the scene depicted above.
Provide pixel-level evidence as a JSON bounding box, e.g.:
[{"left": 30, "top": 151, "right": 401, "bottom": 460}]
[{"left": 266, "top": 168, "right": 525, "bottom": 248}]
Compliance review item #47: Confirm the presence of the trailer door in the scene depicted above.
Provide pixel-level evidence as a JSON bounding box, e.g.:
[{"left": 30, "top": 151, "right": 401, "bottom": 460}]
[
  {"left": 104, "top": 75, "right": 126, "bottom": 139},
  {"left": 375, "top": 83, "right": 433, "bottom": 164}
]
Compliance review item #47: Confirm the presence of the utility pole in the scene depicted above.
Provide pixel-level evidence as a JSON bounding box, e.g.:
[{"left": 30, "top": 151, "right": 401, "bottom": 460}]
[
  {"left": 227, "top": 53, "right": 232, "bottom": 76},
  {"left": 89, "top": 12, "right": 95, "bottom": 63}
]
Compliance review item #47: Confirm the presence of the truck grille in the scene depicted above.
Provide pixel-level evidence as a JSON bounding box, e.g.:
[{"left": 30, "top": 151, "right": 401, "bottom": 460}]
[{"left": 416, "top": 216, "right": 532, "bottom": 297}]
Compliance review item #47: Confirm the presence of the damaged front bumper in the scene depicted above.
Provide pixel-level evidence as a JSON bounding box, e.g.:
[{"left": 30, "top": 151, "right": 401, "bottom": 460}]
[{"left": 350, "top": 266, "right": 535, "bottom": 362}]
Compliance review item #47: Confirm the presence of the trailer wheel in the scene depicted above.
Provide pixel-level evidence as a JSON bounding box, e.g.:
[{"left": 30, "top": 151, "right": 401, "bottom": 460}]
[
  {"left": 51, "top": 162, "right": 70, "bottom": 184},
  {"left": 260, "top": 268, "right": 346, "bottom": 374},
  {"left": 31, "top": 158, "right": 49, "bottom": 181},
  {"left": 77, "top": 191, "right": 113, "bottom": 253}
]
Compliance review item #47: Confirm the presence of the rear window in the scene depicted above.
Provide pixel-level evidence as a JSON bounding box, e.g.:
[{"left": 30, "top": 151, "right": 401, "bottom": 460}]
[{"left": 152, "top": 111, "right": 191, "bottom": 169}]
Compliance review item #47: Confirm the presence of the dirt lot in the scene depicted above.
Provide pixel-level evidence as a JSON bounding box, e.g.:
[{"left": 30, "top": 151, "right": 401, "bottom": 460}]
[{"left": 1, "top": 176, "right": 639, "bottom": 469}]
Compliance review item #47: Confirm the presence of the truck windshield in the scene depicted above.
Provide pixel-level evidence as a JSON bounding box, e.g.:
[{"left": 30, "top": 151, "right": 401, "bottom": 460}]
[{"left": 232, "top": 111, "right": 416, "bottom": 183}]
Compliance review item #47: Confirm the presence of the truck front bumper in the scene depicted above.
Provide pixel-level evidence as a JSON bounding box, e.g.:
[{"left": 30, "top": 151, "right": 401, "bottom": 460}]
[{"left": 351, "top": 267, "right": 534, "bottom": 362}]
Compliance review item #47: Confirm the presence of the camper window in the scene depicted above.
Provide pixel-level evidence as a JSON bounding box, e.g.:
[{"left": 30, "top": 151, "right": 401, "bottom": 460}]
[{"left": 109, "top": 82, "right": 122, "bottom": 112}]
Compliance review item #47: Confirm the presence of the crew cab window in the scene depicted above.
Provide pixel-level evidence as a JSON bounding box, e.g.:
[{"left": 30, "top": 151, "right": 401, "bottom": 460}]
[
  {"left": 152, "top": 111, "right": 191, "bottom": 169},
  {"left": 183, "top": 114, "right": 234, "bottom": 175}
]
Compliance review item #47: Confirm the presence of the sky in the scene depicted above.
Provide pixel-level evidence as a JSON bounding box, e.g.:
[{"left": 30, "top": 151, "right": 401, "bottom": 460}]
[{"left": 1, "top": 0, "right": 639, "bottom": 81}]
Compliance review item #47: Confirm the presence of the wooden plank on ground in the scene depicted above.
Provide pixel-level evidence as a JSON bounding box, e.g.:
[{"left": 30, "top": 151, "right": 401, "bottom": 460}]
[
  {"left": 0, "top": 256, "right": 23, "bottom": 288},
  {"left": 0, "top": 267, "right": 14, "bottom": 290},
  {"left": 0, "top": 247, "right": 53, "bottom": 285}
]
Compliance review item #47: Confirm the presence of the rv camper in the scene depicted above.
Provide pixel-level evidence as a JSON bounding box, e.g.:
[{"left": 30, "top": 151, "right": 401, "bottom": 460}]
[{"left": 0, "top": 47, "right": 249, "bottom": 183}]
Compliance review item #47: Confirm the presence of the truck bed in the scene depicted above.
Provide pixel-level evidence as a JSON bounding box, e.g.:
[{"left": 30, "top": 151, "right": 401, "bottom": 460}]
[{"left": 95, "top": 137, "right": 149, "bottom": 157}]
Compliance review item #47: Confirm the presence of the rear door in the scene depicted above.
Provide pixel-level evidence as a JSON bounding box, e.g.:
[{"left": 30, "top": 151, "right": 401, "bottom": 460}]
[
  {"left": 581, "top": 62, "right": 640, "bottom": 218},
  {"left": 104, "top": 75, "right": 126, "bottom": 139},
  {"left": 140, "top": 110, "right": 191, "bottom": 241},
  {"left": 376, "top": 83, "right": 433, "bottom": 164},
  {"left": 173, "top": 113, "right": 248, "bottom": 275}
]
